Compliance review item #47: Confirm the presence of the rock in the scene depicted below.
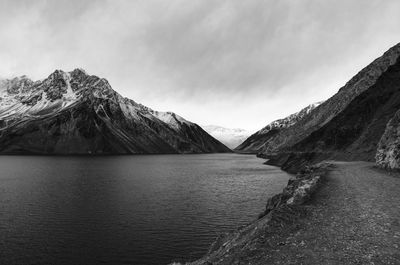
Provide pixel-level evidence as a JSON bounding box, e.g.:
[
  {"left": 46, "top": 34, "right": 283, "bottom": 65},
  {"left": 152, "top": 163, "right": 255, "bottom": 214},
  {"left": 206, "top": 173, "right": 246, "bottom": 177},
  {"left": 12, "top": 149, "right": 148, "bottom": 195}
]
[
  {"left": 258, "top": 163, "right": 329, "bottom": 218},
  {"left": 376, "top": 109, "right": 400, "bottom": 169},
  {"left": 286, "top": 176, "right": 320, "bottom": 205}
]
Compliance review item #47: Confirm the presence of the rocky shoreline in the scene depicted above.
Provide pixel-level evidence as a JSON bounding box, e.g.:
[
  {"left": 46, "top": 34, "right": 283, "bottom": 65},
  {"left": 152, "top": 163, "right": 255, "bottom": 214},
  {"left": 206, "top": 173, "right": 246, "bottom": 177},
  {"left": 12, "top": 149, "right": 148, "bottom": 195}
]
[{"left": 171, "top": 162, "right": 333, "bottom": 265}]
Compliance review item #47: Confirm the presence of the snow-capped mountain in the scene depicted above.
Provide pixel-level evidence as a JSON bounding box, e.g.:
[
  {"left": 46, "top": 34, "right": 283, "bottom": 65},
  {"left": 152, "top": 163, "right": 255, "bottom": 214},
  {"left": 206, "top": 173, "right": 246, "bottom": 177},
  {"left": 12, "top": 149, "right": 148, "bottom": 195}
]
[
  {"left": 202, "top": 125, "right": 251, "bottom": 149},
  {"left": 235, "top": 102, "right": 323, "bottom": 153},
  {"left": 0, "top": 69, "right": 230, "bottom": 154}
]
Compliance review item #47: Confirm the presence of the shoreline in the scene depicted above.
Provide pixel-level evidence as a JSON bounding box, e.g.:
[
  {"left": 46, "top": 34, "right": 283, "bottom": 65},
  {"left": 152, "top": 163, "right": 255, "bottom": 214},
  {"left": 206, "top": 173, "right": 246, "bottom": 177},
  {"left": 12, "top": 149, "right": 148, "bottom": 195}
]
[{"left": 172, "top": 161, "right": 332, "bottom": 265}]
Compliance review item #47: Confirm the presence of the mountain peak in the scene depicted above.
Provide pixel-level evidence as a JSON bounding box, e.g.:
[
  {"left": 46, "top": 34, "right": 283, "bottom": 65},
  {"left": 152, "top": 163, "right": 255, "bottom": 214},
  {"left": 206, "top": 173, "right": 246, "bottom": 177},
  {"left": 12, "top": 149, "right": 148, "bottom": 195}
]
[
  {"left": 72, "top": 68, "right": 87, "bottom": 75},
  {"left": 70, "top": 68, "right": 89, "bottom": 80},
  {"left": 47, "top": 68, "right": 90, "bottom": 83}
]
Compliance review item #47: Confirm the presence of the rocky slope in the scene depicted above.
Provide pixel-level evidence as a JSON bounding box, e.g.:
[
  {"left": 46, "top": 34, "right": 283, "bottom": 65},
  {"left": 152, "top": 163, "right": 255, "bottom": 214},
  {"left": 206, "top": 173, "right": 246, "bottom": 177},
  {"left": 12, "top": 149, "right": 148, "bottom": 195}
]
[
  {"left": 264, "top": 42, "right": 400, "bottom": 172},
  {"left": 202, "top": 125, "right": 251, "bottom": 149},
  {"left": 235, "top": 102, "right": 323, "bottom": 153},
  {"left": 0, "top": 69, "right": 230, "bottom": 154}
]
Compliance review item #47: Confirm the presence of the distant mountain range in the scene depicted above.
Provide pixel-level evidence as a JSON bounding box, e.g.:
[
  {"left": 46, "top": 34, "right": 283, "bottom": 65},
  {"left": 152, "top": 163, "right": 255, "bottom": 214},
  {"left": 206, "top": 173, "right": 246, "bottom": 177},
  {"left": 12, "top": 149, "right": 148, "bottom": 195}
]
[
  {"left": 0, "top": 69, "right": 230, "bottom": 154},
  {"left": 236, "top": 42, "right": 400, "bottom": 171},
  {"left": 202, "top": 125, "right": 251, "bottom": 149}
]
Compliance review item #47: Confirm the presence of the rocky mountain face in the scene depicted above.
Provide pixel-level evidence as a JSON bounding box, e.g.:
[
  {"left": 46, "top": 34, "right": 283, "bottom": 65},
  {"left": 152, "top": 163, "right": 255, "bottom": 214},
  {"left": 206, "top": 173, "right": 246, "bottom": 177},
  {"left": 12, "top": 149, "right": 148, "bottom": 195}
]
[
  {"left": 259, "top": 42, "right": 400, "bottom": 172},
  {"left": 235, "top": 102, "right": 323, "bottom": 153},
  {"left": 202, "top": 125, "right": 251, "bottom": 149},
  {"left": 0, "top": 69, "right": 230, "bottom": 154}
]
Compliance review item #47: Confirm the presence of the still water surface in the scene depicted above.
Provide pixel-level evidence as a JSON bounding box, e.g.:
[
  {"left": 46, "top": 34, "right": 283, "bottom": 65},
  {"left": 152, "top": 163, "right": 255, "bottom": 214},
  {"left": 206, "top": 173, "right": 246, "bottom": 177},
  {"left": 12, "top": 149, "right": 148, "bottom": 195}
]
[{"left": 0, "top": 154, "right": 291, "bottom": 265}]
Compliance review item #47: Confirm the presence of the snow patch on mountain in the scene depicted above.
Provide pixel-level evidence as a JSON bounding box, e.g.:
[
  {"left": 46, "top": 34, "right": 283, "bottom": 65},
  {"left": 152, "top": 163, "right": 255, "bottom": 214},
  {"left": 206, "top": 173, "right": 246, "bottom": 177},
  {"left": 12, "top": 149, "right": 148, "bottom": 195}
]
[
  {"left": 258, "top": 102, "right": 324, "bottom": 135},
  {"left": 151, "top": 111, "right": 193, "bottom": 130},
  {"left": 0, "top": 71, "right": 81, "bottom": 120}
]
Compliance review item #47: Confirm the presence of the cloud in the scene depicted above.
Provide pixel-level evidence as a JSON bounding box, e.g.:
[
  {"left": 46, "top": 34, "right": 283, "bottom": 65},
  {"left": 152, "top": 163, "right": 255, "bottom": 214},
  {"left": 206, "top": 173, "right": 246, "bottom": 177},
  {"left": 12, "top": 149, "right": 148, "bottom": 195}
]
[{"left": 0, "top": 0, "right": 400, "bottom": 130}]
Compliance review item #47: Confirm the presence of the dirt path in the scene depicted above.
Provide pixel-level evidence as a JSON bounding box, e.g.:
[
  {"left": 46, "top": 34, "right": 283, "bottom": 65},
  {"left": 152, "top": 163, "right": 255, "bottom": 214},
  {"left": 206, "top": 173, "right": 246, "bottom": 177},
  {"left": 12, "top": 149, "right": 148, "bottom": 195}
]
[
  {"left": 189, "top": 161, "right": 400, "bottom": 265},
  {"left": 255, "top": 161, "right": 400, "bottom": 264}
]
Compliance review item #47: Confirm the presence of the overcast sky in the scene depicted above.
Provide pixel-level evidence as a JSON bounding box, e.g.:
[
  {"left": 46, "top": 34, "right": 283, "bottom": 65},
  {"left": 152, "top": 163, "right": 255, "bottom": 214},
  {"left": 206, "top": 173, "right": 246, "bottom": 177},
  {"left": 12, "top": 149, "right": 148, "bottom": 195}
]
[{"left": 1, "top": 0, "right": 400, "bottom": 131}]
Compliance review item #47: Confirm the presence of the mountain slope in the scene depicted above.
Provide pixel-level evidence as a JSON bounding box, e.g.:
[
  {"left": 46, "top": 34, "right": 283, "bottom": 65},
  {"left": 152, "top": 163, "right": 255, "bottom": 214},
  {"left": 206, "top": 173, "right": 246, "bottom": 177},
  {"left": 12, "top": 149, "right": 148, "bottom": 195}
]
[
  {"left": 235, "top": 102, "right": 322, "bottom": 153},
  {"left": 266, "top": 44, "right": 400, "bottom": 172},
  {"left": 0, "top": 69, "right": 230, "bottom": 154},
  {"left": 202, "top": 125, "right": 251, "bottom": 149},
  {"left": 244, "top": 43, "right": 400, "bottom": 158}
]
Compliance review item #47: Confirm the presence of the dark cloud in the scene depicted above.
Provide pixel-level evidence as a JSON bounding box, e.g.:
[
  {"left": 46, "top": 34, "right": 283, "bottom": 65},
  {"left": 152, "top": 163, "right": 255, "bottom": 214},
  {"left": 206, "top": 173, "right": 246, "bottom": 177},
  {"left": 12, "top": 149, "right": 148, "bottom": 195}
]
[{"left": 0, "top": 0, "right": 399, "bottom": 130}]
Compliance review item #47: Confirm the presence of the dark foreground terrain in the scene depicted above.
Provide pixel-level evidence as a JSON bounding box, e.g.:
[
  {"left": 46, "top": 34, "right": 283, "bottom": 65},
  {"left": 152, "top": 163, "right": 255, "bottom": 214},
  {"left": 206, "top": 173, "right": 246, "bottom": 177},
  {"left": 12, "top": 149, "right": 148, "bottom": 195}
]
[{"left": 185, "top": 161, "right": 400, "bottom": 265}]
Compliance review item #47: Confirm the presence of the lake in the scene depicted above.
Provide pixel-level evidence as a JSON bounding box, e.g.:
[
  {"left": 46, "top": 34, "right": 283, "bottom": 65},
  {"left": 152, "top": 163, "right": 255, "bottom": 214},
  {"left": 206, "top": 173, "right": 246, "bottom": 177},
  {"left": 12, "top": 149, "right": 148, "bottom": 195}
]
[{"left": 0, "top": 154, "right": 291, "bottom": 265}]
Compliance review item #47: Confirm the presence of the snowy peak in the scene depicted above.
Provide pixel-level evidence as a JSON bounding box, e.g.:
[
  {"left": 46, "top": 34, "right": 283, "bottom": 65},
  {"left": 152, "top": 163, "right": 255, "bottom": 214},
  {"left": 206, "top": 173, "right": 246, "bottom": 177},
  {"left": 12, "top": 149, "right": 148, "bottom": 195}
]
[
  {"left": 0, "top": 69, "right": 90, "bottom": 119},
  {"left": 0, "top": 68, "right": 123, "bottom": 117},
  {"left": 42, "top": 69, "right": 76, "bottom": 101}
]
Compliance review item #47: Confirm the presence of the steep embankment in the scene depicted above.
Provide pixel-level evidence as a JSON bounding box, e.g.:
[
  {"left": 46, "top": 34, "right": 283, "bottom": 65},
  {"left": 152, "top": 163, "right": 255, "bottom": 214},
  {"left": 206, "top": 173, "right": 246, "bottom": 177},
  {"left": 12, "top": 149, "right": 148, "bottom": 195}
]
[
  {"left": 184, "top": 162, "right": 400, "bottom": 265},
  {"left": 0, "top": 69, "right": 230, "bottom": 154}
]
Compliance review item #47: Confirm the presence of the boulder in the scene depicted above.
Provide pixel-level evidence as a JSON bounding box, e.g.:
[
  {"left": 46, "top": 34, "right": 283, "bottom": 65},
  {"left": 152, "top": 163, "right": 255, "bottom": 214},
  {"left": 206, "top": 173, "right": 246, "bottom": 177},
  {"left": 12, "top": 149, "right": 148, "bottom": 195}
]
[{"left": 376, "top": 109, "right": 400, "bottom": 169}]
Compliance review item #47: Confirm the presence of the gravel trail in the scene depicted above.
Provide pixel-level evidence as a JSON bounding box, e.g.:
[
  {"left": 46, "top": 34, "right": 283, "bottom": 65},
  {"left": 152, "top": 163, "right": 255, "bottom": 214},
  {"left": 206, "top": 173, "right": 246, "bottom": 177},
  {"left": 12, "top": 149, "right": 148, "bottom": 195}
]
[{"left": 258, "top": 161, "right": 400, "bottom": 265}]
